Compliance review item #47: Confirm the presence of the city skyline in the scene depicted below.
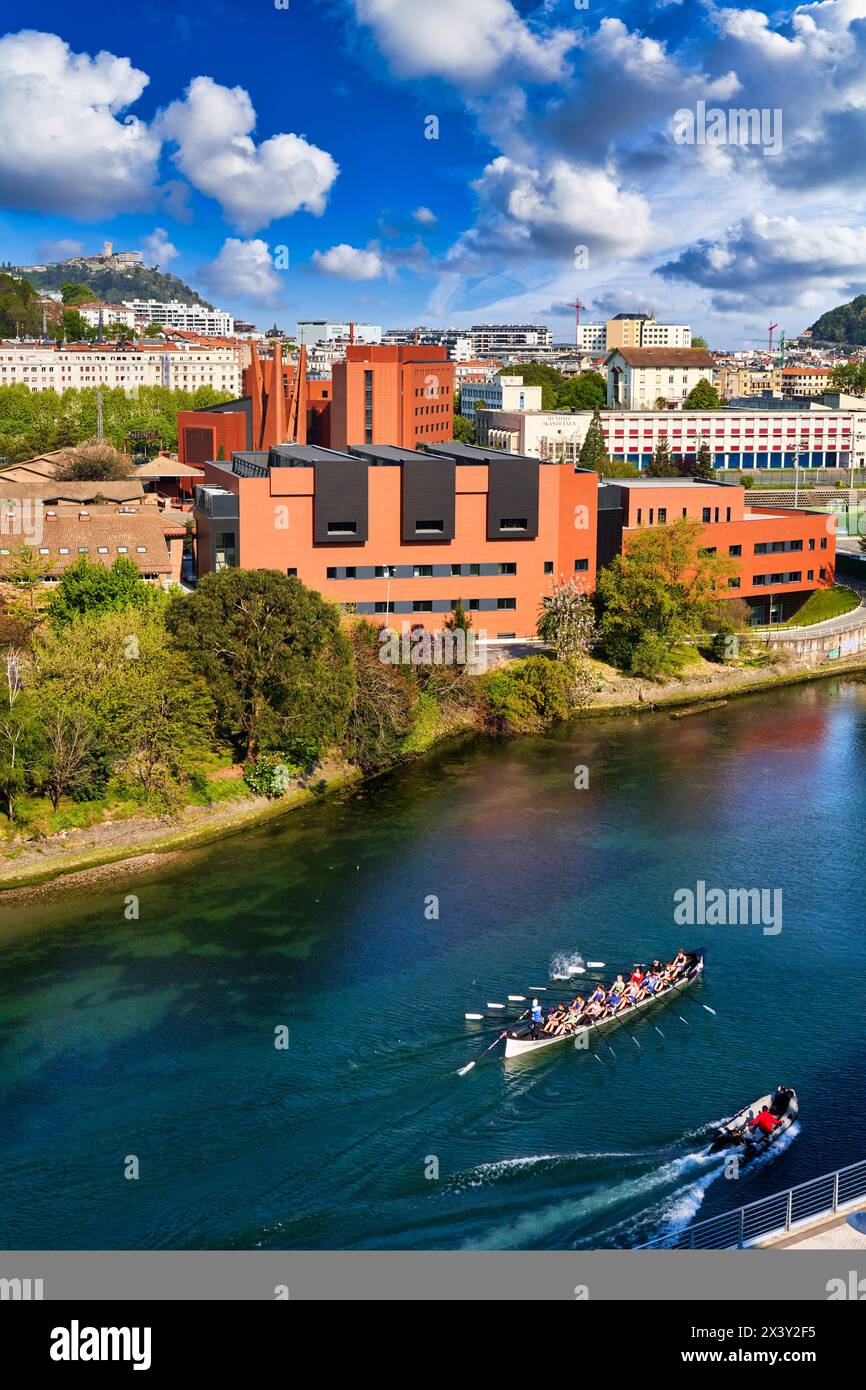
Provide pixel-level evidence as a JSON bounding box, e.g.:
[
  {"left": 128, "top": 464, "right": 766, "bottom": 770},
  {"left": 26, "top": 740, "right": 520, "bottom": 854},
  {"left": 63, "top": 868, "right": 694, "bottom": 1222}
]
[{"left": 1, "top": 2, "right": 865, "bottom": 345}]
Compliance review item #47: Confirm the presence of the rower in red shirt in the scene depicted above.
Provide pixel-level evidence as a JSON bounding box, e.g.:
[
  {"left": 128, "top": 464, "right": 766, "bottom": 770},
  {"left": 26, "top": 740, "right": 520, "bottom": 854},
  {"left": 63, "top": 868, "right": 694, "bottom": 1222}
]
[{"left": 750, "top": 1108, "right": 780, "bottom": 1137}]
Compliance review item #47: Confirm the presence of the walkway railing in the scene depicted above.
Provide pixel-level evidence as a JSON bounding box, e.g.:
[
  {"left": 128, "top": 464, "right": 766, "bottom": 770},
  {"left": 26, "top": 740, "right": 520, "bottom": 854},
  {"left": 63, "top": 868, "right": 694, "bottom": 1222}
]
[{"left": 637, "top": 1157, "right": 866, "bottom": 1250}]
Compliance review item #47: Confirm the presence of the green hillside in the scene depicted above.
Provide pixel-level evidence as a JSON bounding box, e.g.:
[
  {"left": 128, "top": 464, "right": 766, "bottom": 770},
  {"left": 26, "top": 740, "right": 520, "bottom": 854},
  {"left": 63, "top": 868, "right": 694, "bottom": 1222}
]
[
  {"left": 1, "top": 260, "right": 213, "bottom": 309},
  {"left": 807, "top": 295, "right": 866, "bottom": 345}
]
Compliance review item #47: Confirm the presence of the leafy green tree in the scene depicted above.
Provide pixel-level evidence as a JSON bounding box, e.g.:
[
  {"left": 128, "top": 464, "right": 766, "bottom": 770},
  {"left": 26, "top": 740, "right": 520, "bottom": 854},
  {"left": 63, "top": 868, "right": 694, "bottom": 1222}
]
[
  {"left": 691, "top": 335, "right": 709, "bottom": 350},
  {"left": 497, "top": 362, "right": 563, "bottom": 410},
  {"left": 0, "top": 272, "right": 42, "bottom": 338},
  {"left": 578, "top": 407, "right": 610, "bottom": 472},
  {"left": 451, "top": 413, "right": 476, "bottom": 443},
  {"left": 556, "top": 371, "right": 606, "bottom": 411},
  {"left": 646, "top": 435, "right": 679, "bottom": 476},
  {"left": 166, "top": 569, "right": 353, "bottom": 761},
  {"left": 595, "top": 516, "right": 736, "bottom": 676},
  {"left": 685, "top": 378, "right": 721, "bottom": 409},
  {"left": 483, "top": 655, "right": 578, "bottom": 732},
  {"left": 60, "top": 308, "right": 93, "bottom": 341},
  {"left": 61, "top": 283, "right": 93, "bottom": 306},
  {"left": 48, "top": 556, "right": 163, "bottom": 627},
  {"left": 830, "top": 362, "right": 866, "bottom": 396},
  {"left": 344, "top": 619, "right": 416, "bottom": 771}
]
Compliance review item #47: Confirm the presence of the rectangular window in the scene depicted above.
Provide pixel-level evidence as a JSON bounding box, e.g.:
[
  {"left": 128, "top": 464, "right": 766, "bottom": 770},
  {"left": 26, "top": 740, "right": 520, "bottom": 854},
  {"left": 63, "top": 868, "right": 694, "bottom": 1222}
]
[
  {"left": 497, "top": 597, "right": 516, "bottom": 609},
  {"left": 497, "top": 562, "right": 517, "bottom": 575},
  {"left": 821, "top": 537, "right": 828, "bottom": 550},
  {"left": 500, "top": 518, "right": 527, "bottom": 530},
  {"left": 636, "top": 508, "right": 642, "bottom": 524},
  {"left": 728, "top": 578, "right": 740, "bottom": 589},
  {"left": 468, "top": 563, "right": 480, "bottom": 576},
  {"left": 375, "top": 565, "right": 394, "bottom": 578},
  {"left": 413, "top": 600, "right": 433, "bottom": 612},
  {"left": 413, "top": 564, "right": 433, "bottom": 577},
  {"left": 416, "top": 519, "right": 444, "bottom": 533},
  {"left": 326, "top": 566, "right": 337, "bottom": 578},
  {"left": 574, "top": 558, "right": 589, "bottom": 572},
  {"left": 729, "top": 544, "right": 742, "bottom": 556},
  {"left": 327, "top": 521, "right": 357, "bottom": 534},
  {"left": 544, "top": 561, "right": 554, "bottom": 575},
  {"left": 809, "top": 539, "right": 815, "bottom": 550},
  {"left": 658, "top": 508, "right": 667, "bottom": 523},
  {"left": 726, "top": 507, "right": 731, "bottom": 521},
  {"left": 374, "top": 601, "right": 389, "bottom": 613},
  {"left": 286, "top": 567, "right": 297, "bottom": 576},
  {"left": 364, "top": 369, "right": 374, "bottom": 445},
  {"left": 702, "top": 508, "right": 711, "bottom": 523},
  {"left": 345, "top": 566, "right": 356, "bottom": 579}
]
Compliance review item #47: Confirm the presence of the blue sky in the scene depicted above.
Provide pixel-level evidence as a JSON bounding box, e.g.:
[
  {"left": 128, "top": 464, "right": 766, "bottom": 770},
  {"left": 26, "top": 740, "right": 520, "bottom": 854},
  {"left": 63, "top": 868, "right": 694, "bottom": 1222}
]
[{"left": 1, "top": 0, "right": 864, "bottom": 346}]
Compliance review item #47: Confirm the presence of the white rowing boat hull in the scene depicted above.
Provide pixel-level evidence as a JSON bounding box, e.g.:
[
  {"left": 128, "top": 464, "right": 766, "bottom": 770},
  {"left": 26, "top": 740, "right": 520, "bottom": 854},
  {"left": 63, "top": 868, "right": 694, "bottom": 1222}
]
[{"left": 502, "top": 952, "right": 704, "bottom": 1059}]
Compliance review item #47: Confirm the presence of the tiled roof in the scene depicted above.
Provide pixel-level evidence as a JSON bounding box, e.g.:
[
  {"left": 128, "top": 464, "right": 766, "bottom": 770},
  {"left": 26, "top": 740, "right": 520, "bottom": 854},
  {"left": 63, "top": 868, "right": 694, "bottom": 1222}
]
[
  {"left": 0, "top": 479, "right": 145, "bottom": 504},
  {"left": 134, "top": 458, "right": 205, "bottom": 478},
  {"left": 606, "top": 347, "right": 716, "bottom": 368},
  {"left": 0, "top": 506, "right": 174, "bottom": 576}
]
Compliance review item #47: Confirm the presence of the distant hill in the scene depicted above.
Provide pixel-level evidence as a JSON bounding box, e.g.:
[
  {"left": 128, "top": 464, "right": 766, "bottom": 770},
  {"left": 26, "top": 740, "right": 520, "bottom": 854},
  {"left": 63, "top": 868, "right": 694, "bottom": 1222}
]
[
  {"left": 3, "top": 260, "right": 213, "bottom": 309},
  {"left": 807, "top": 295, "right": 866, "bottom": 345}
]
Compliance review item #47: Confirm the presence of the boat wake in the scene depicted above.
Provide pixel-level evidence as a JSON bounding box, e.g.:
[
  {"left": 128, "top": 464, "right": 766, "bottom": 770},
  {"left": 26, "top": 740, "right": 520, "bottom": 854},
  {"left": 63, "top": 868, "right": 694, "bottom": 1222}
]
[{"left": 549, "top": 950, "right": 588, "bottom": 980}]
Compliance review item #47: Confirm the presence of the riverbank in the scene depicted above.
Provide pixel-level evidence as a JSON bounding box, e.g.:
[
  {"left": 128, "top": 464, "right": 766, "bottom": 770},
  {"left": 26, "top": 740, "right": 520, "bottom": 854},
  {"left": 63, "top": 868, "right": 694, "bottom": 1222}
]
[{"left": 3, "top": 648, "right": 866, "bottom": 898}]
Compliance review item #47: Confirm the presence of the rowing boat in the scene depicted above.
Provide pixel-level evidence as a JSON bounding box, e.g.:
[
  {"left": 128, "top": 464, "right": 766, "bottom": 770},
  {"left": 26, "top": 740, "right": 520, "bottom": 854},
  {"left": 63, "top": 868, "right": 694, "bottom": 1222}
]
[
  {"left": 709, "top": 1087, "right": 798, "bottom": 1156},
  {"left": 502, "top": 950, "right": 705, "bottom": 1059}
]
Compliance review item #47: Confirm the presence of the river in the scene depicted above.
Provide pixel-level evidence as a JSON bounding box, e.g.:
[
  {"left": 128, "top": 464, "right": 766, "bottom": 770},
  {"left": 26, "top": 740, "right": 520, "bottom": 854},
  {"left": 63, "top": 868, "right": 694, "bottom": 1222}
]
[{"left": 1, "top": 678, "right": 864, "bottom": 1250}]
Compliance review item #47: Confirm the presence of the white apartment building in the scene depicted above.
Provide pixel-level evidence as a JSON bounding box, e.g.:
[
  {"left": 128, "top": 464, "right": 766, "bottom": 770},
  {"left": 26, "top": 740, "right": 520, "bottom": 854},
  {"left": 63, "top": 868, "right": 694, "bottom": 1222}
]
[
  {"left": 0, "top": 345, "right": 242, "bottom": 394},
  {"left": 296, "top": 321, "right": 382, "bottom": 346},
  {"left": 78, "top": 303, "right": 138, "bottom": 331},
  {"left": 123, "top": 299, "right": 235, "bottom": 335},
  {"left": 576, "top": 316, "right": 692, "bottom": 353},
  {"left": 606, "top": 348, "right": 715, "bottom": 408},
  {"left": 468, "top": 323, "right": 552, "bottom": 355},
  {"left": 477, "top": 406, "right": 866, "bottom": 470},
  {"left": 459, "top": 375, "right": 543, "bottom": 416}
]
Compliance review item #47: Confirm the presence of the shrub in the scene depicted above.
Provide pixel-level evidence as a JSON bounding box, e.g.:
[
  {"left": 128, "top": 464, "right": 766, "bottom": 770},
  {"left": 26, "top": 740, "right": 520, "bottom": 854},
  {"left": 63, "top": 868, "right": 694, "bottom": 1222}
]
[
  {"left": 243, "top": 755, "right": 298, "bottom": 798},
  {"left": 483, "top": 655, "right": 576, "bottom": 731}
]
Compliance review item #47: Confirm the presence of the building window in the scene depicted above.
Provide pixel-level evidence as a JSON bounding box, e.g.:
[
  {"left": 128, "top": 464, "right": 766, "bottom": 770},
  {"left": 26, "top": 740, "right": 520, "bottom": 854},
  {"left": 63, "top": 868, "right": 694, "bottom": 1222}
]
[
  {"left": 497, "top": 597, "right": 516, "bottom": 609},
  {"left": 821, "top": 537, "right": 828, "bottom": 549},
  {"left": 497, "top": 562, "right": 517, "bottom": 575},
  {"left": 544, "top": 560, "right": 554, "bottom": 575},
  {"left": 364, "top": 369, "right": 374, "bottom": 444},
  {"left": 413, "top": 564, "right": 433, "bottom": 577},
  {"left": 416, "top": 519, "right": 444, "bottom": 533},
  {"left": 500, "top": 518, "right": 527, "bottom": 530},
  {"left": 327, "top": 521, "right": 357, "bottom": 534},
  {"left": 326, "top": 566, "right": 337, "bottom": 578},
  {"left": 287, "top": 567, "right": 297, "bottom": 576},
  {"left": 728, "top": 578, "right": 741, "bottom": 589},
  {"left": 637, "top": 508, "right": 642, "bottom": 524},
  {"left": 574, "top": 558, "right": 589, "bottom": 572},
  {"left": 702, "top": 508, "right": 711, "bottom": 523},
  {"left": 345, "top": 566, "right": 356, "bottom": 579},
  {"left": 468, "top": 563, "right": 480, "bottom": 576},
  {"left": 658, "top": 508, "right": 667, "bottom": 523},
  {"left": 450, "top": 563, "right": 462, "bottom": 577},
  {"left": 413, "top": 600, "right": 433, "bottom": 612},
  {"left": 374, "top": 601, "right": 389, "bottom": 613},
  {"left": 729, "top": 544, "right": 741, "bottom": 556},
  {"left": 809, "top": 538, "right": 816, "bottom": 550},
  {"left": 214, "top": 531, "right": 237, "bottom": 569},
  {"left": 375, "top": 565, "right": 395, "bottom": 578}
]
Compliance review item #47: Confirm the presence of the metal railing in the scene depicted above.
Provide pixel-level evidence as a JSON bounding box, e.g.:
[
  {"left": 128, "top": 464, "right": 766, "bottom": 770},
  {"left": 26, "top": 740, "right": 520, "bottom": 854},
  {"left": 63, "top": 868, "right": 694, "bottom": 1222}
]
[{"left": 637, "top": 1157, "right": 866, "bottom": 1250}]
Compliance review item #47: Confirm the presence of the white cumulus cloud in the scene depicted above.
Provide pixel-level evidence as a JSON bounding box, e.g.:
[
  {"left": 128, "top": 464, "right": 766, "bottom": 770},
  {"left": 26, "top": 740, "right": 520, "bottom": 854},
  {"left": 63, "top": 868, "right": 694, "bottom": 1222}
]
[
  {"left": 0, "top": 30, "right": 160, "bottom": 218},
  {"left": 311, "top": 243, "right": 385, "bottom": 279},
  {"left": 412, "top": 206, "right": 437, "bottom": 226},
  {"left": 139, "top": 227, "right": 179, "bottom": 267},
  {"left": 350, "top": 0, "right": 573, "bottom": 87},
  {"left": 157, "top": 76, "right": 339, "bottom": 235},
  {"left": 200, "top": 239, "right": 284, "bottom": 306}
]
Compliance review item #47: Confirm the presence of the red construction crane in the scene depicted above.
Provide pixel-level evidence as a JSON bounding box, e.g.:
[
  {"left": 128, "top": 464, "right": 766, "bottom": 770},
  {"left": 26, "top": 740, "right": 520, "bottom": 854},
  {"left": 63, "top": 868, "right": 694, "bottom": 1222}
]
[
  {"left": 767, "top": 322, "right": 779, "bottom": 352},
  {"left": 564, "top": 298, "right": 588, "bottom": 347}
]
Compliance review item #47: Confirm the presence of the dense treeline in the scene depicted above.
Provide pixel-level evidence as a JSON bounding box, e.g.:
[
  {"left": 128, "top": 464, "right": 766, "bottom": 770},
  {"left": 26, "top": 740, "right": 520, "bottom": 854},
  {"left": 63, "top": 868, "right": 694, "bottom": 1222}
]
[
  {"left": 0, "top": 383, "right": 234, "bottom": 462},
  {"left": 808, "top": 296, "right": 866, "bottom": 346},
  {"left": 0, "top": 564, "right": 594, "bottom": 836}
]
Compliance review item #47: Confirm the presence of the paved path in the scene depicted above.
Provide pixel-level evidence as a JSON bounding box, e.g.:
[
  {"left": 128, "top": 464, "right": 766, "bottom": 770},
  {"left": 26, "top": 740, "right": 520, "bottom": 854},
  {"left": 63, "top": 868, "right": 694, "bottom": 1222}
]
[{"left": 759, "top": 1211, "right": 866, "bottom": 1250}]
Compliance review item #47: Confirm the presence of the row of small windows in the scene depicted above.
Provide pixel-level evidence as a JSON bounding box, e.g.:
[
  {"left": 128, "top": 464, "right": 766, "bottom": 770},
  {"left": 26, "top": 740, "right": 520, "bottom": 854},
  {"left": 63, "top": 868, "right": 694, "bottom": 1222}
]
[
  {"left": 0, "top": 544, "right": 148, "bottom": 556},
  {"left": 323, "top": 559, "right": 588, "bottom": 580}
]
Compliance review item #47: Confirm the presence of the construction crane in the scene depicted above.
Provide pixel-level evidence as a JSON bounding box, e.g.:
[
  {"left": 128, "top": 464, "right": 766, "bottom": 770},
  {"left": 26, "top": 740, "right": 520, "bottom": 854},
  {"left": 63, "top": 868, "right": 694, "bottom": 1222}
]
[{"left": 564, "top": 298, "right": 588, "bottom": 348}]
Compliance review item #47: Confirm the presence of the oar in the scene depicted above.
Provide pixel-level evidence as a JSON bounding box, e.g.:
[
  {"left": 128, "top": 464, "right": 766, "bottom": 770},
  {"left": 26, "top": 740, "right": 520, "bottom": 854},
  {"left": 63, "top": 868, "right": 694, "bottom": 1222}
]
[
  {"left": 583, "top": 1010, "right": 617, "bottom": 1061},
  {"left": 457, "top": 1030, "right": 506, "bottom": 1076},
  {"left": 679, "top": 993, "right": 717, "bottom": 1017}
]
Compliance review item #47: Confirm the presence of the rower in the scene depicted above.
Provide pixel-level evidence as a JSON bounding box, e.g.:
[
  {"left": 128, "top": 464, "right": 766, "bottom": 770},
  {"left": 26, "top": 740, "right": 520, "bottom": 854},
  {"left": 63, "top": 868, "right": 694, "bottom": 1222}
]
[
  {"left": 529, "top": 998, "right": 544, "bottom": 1037},
  {"left": 749, "top": 1107, "right": 780, "bottom": 1137},
  {"left": 607, "top": 974, "right": 626, "bottom": 1012}
]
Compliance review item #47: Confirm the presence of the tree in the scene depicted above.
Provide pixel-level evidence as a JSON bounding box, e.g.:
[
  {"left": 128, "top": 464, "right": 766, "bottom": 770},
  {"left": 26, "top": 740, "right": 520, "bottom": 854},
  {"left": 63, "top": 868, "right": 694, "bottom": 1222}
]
[
  {"left": 60, "top": 308, "right": 93, "bottom": 342},
  {"left": 595, "top": 516, "right": 736, "bottom": 676},
  {"left": 55, "top": 439, "right": 133, "bottom": 481},
  {"left": 0, "top": 272, "right": 42, "bottom": 338},
  {"left": 496, "top": 362, "right": 563, "bottom": 410},
  {"left": 0, "top": 647, "right": 35, "bottom": 819},
  {"left": 578, "top": 407, "right": 610, "bottom": 472},
  {"left": 61, "top": 283, "right": 93, "bottom": 306},
  {"left": 830, "top": 361, "right": 866, "bottom": 396},
  {"left": 690, "top": 440, "right": 715, "bottom": 481},
  {"left": 685, "top": 378, "right": 721, "bottom": 409},
  {"left": 537, "top": 580, "right": 596, "bottom": 662},
  {"left": 646, "top": 436, "right": 678, "bottom": 477},
  {"left": 557, "top": 371, "right": 606, "bottom": 411},
  {"left": 47, "top": 556, "right": 162, "bottom": 626},
  {"left": 35, "top": 705, "right": 97, "bottom": 811},
  {"left": 166, "top": 569, "right": 354, "bottom": 761},
  {"left": 452, "top": 413, "right": 476, "bottom": 443},
  {"left": 691, "top": 335, "right": 709, "bottom": 350},
  {"left": 344, "top": 619, "right": 416, "bottom": 770},
  {"left": 5, "top": 546, "right": 52, "bottom": 634}
]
